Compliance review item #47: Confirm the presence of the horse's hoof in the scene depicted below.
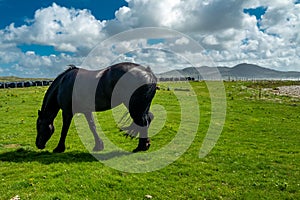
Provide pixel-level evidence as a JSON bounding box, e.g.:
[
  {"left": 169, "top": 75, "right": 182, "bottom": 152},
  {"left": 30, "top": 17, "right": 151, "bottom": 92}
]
[
  {"left": 53, "top": 146, "right": 65, "bottom": 153},
  {"left": 133, "top": 140, "right": 150, "bottom": 153},
  {"left": 93, "top": 145, "right": 104, "bottom": 151},
  {"left": 93, "top": 141, "right": 104, "bottom": 151},
  {"left": 132, "top": 144, "right": 150, "bottom": 153}
]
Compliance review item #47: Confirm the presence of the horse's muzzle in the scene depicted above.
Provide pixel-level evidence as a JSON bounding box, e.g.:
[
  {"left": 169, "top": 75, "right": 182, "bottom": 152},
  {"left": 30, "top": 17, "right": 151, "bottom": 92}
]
[
  {"left": 37, "top": 145, "right": 45, "bottom": 150},
  {"left": 36, "top": 142, "right": 45, "bottom": 150}
]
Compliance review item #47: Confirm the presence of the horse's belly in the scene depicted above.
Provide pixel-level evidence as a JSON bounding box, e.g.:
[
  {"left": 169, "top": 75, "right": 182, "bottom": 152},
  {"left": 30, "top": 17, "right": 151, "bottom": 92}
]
[{"left": 72, "top": 96, "right": 112, "bottom": 113}]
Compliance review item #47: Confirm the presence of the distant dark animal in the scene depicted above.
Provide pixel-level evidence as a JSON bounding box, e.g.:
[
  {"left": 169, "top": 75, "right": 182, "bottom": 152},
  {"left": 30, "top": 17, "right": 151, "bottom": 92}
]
[
  {"left": 35, "top": 81, "right": 43, "bottom": 86},
  {"left": 17, "top": 82, "right": 24, "bottom": 88},
  {"left": 42, "top": 80, "right": 50, "bottom": 86},
  {"left": 36, "top": 62, "right": 157, "bottom": 153},
  {"left": 7, "top": 82, "right": 16, "bottom": 88},
  {"left": 24, "top": 81, "right": 33, "bottom": 87}
]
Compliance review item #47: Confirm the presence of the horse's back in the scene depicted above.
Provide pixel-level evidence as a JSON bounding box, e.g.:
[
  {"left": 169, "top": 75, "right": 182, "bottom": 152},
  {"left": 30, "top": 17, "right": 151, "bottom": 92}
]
[
  {"left": 103, "top": 62, "right": 157, "bottom": 86},
  {"left": 56, "top": 62, "right": 157, "bottom": 113}
]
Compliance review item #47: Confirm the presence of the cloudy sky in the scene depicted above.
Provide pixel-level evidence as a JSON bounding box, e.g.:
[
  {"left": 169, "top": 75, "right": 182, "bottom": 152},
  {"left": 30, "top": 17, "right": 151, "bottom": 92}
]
[{"left": 0, "top": 0, "right": 300, "bottom": 77}]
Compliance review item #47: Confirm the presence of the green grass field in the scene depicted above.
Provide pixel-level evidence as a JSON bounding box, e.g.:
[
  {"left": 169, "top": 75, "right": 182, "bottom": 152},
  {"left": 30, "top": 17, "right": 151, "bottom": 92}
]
[{"left": 0, "top": 81, "right": 299, "bottom": 199}]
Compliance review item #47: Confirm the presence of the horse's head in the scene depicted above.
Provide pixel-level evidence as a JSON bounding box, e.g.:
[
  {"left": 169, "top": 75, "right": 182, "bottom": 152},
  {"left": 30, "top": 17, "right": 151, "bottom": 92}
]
[{"left": 36, "top": 110, "right": 55, "bottom": 149}]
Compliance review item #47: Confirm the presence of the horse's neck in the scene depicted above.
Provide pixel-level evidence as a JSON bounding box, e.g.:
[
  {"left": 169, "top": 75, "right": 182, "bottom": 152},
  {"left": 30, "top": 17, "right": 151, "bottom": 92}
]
[{"left": 41, "top": 82, "right": 60, "bottom": 122}]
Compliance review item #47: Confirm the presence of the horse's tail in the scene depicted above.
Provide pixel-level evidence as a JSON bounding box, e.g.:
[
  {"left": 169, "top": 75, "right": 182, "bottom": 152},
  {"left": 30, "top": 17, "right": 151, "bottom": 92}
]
[{"left": 118, "top": 111, "right": 131, "bottom": 127}]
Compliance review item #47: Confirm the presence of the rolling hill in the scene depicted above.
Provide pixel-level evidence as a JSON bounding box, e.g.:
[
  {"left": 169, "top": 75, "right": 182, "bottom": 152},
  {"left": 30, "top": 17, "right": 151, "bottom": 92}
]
[{"left": 158, "top": 63, "right": 300, "bottom": 80}]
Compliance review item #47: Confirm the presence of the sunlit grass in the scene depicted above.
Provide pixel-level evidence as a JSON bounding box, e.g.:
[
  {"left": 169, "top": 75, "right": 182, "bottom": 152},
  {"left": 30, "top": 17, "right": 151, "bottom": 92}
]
[{"left": 0, "top": 81, "right": 299, "bottom": 199}]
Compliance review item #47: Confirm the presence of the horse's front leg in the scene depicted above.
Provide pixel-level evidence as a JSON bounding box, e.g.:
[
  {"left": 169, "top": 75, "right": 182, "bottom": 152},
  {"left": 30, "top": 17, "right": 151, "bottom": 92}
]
[
  {"left": 84, "top": 112, "right": 104, "bottom": 151},
  {"left": 53, "top": 111, "right": 73, "bottom": 153}
]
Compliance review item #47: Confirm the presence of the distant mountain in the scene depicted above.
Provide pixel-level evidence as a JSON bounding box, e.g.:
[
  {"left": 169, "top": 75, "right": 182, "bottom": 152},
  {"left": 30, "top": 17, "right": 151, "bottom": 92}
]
[{"left": 158, "top": 63, "right": 300, "bottom": 80}]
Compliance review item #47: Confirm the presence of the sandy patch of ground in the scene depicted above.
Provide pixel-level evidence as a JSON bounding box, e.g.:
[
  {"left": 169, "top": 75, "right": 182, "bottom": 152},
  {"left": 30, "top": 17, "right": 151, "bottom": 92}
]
[{"left": 3, "top": 144, "right": 21, "bottom": 148}]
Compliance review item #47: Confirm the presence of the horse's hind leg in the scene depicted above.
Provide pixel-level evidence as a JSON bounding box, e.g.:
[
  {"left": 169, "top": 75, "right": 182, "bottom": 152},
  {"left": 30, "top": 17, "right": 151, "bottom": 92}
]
[
  {"left": 84, "top": 112, "right": 104, "bottom": 151},
  {"left": 129, "top": 111, "right": 153, "bottom": 153},
  {"left": 126, "top": 98, "right": 154, "bottom": 152}
]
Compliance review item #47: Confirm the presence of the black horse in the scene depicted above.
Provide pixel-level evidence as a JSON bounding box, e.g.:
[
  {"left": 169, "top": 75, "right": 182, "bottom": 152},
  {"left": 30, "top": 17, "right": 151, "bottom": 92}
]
[{"left": 36, "top": 62, "right": 157, "bottom": 153}]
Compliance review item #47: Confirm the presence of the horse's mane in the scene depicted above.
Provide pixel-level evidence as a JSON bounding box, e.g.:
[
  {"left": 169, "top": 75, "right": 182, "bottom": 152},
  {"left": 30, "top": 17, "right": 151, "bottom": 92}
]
[{"left": 41, "top": 65, "right": 78, "bottom": 112}]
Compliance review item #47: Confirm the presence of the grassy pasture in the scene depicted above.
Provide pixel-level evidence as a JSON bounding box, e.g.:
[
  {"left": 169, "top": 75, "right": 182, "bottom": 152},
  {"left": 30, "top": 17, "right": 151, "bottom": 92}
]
[{"left": 0, "top": 81, "right": 299, "bottom": 199}]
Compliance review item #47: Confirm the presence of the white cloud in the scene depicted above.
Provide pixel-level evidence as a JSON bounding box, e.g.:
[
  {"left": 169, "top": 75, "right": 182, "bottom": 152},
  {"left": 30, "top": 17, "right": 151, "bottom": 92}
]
[
  {"left": 25, "top": 51, "right": 35, "bottom": 56},
  {"left": 129, "top": 1, "right": 299, "bottom": 71},
  {"left": 175, "top": 37, "right": 189, "bottom": 45},
  {"left": 1, "top": 0, "right": 300, "bottom": 77},
  {"left": 0, "top": 3, "right": 105, "bottom": 76},
  {"left": 2, "top": 3, "right": 106, "bottom": 55},
  {"left": 113, "top": 0, "right": 250, "bottom": 32}
]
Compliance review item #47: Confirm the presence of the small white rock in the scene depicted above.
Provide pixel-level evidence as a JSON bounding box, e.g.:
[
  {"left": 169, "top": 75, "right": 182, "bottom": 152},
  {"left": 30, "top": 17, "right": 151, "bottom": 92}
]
[
  {"left": 10, "top": 195, "right": 20, "bottom": 200},
  {"left": 145, "top": 194, "right": 153, "bottom": 199}
]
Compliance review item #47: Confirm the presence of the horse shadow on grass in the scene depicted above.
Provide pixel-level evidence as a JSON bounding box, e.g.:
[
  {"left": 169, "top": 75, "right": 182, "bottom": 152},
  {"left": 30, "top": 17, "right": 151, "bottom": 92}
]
[{"left": 0, "top": 148, "right": 131, "bottom": 164}]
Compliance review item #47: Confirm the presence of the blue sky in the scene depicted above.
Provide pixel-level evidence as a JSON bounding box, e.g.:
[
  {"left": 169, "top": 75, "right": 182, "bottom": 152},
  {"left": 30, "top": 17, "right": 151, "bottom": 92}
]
[
  {"left": 0, "top": 0, "right": 127, "bottom": 57},
  {"left": 0, "top": 0, "right": 300, "bottom": 77},
  {"left": 244, "top": 6, "right": 267, "bottom": 21},
  {"left": 0, "top": 0, "right": 127, "bottom": 28}
]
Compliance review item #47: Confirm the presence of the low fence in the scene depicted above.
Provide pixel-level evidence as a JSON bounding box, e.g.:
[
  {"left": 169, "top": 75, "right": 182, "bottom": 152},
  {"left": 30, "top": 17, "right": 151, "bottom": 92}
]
[
  {"left": 0, "top": 80, "right": 53, "bottom": 89},
  {"left": 158, "top": 77, "right": 195, "bottom": 82}
]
